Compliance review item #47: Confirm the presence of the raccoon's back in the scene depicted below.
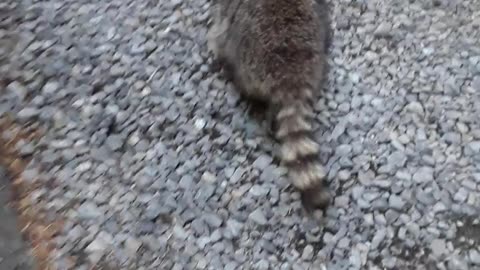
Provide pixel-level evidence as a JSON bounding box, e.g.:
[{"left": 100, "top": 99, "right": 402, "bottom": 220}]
[{"left": 230, "top": 0, "right": 328, "bottom": 84}]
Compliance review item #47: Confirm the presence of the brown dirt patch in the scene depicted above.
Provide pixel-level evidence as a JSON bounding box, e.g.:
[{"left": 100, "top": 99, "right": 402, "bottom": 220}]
[{"left": 0, "top": 116, "right": 71, "bottom": 270}]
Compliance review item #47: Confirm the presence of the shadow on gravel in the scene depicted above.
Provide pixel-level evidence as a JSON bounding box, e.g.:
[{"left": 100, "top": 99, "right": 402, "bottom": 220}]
[{"left": 453, "top": 216, "right": 480, "bottom": 248}]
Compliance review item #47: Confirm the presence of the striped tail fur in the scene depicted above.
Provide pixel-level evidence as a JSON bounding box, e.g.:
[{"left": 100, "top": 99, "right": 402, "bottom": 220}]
[{"left": 272, "top": 96, "right": 331, "bottom": 209}]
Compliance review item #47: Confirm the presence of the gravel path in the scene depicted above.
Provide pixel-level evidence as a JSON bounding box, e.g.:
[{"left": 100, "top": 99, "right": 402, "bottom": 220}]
[{"left": 1, "top": 0, "right": 480, "bottom": 269}]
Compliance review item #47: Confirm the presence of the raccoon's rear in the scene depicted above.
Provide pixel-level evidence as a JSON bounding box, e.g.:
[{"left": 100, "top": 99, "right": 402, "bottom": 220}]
[{"left": 207, "top": 0, "right": 332, "bottom": 209}]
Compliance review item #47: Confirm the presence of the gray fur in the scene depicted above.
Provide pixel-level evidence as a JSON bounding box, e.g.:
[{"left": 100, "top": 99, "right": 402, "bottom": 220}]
[{"left": 207, "top": 0, "right": 332, "bottom": 209}]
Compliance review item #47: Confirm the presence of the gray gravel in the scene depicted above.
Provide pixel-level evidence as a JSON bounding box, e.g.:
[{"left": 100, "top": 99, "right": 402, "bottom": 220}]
[{"left": 1, "top": 0, "right": 480, "bottom": 269}]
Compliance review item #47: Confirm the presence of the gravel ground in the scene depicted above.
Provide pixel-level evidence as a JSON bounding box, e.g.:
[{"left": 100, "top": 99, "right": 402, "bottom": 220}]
[{"left": 1, "top": 0, "right": 480, "bottom": 269}]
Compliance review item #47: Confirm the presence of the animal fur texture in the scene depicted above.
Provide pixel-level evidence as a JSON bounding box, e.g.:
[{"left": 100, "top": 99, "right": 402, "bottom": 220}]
[{"left": 207, "top": 0, "right": 332, "bottom": 209}]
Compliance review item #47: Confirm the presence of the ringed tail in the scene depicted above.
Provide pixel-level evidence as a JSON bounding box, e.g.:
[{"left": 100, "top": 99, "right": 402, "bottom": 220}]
[{"left": 273, "top": 94, "right": 330, "bottom": 209}]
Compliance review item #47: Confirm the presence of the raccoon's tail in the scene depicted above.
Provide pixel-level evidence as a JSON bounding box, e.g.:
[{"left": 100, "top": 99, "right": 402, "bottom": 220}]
[{"left": 272, "top": 97, "right": 330, "bottom": 209}]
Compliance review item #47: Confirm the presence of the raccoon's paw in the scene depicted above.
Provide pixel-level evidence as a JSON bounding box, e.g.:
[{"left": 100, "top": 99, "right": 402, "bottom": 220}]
[
  {"left": 266, "top": 106, "right": 279, "bottom": 141},
  {"left": 209, "top": 58, "right": 223, "bottom": 73}
]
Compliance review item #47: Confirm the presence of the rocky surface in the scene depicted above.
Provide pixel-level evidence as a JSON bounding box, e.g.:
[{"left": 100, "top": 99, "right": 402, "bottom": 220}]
[{"left": 1, "top": 0, "right": 480, "bottom": 269}]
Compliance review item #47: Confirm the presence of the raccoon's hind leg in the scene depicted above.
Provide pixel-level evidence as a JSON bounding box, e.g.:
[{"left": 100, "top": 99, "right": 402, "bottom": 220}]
[
  {"left": 209, "top": 53, "right": 224, "bottom": 73},
  {"left": 206, "top": 5, "right": 229, "bottom": 69},
  {"left": 265, "top": 103, "right": 279, "bottom": 141}
]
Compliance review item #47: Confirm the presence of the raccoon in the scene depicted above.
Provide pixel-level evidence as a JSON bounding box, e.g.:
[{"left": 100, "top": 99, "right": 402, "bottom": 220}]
[{"left": 207, "top": 0, "right": 332, "bottom": 209}]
